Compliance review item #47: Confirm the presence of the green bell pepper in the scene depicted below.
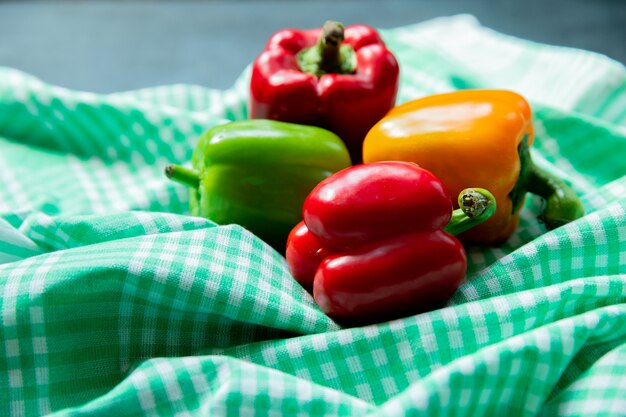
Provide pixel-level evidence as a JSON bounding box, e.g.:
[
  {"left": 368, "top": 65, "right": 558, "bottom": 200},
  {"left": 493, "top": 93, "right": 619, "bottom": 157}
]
[{"left": 165, "top": 120, "right": 352, "bottom": 251}]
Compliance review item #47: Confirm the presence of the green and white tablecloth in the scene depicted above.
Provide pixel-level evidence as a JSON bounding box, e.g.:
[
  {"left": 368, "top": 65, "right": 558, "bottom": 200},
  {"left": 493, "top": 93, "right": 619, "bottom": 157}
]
[{"left": 1, "top": 15, "right": 625, "bottom": 416}]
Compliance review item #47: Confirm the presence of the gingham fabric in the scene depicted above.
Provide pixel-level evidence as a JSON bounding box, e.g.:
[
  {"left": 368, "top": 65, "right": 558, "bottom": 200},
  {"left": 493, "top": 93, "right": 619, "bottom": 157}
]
[{"left": 1, "top": 15, "right": 625, "bottom": 417}]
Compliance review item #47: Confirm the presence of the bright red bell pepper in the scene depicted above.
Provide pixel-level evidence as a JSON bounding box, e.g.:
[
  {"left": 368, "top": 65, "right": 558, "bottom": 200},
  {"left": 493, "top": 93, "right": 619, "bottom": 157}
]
[
  {"left": 285, "top": 221, "right": 333, "bottom": 290},
  {"left": 286, "top": 161, "right": 497, "bottom": 324},
  {"left": 249, "top": 21, "right": 400, "bottom": 164}
]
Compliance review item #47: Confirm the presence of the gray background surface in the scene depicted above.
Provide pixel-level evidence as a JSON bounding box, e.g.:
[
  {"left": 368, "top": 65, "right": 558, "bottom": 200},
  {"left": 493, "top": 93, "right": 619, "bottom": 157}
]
[{"left": 1, "top": 0, "right": 625, "bottom": 93}]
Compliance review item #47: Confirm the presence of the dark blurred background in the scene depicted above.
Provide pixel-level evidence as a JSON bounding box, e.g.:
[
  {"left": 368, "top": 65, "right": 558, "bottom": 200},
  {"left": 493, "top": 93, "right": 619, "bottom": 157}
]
[{"left": 1, "top": 0, "right": 625, "bottom": 92}]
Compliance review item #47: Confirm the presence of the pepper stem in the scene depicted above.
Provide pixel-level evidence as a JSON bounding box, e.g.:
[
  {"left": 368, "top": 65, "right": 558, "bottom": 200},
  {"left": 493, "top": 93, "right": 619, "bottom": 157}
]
[
  {"left": 444, "top": 188, "right": 497, "bottom": 236},
  {"left": 297, "top": 21, "right": 356, "bottom": 76},
  {"left": 319, "top": 21, "right": 345, "bottom": 74},
  {"left": 164, "top": 164, "right": 200, "bottom": 189},
  {"left": 511, "top": 135, "right": 584, "bottom": 230},
  {"left": 527, "top": 166, "right": 585, "bottom": 230}
]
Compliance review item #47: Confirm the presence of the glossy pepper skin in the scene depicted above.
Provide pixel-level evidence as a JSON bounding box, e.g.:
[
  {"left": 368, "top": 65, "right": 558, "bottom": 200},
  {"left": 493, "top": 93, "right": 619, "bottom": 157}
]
[
  {"left": 165, "top": 120, "right": 351, "bottom": 251},
  {"left": 363, "top": 90, "right": 585, "bottom": 244},
  {"left": 249, "top": 21, "right": 399, "bottom": 164},
  {"left": 286, "top": 161, "right": 496, "bottom": 324}
]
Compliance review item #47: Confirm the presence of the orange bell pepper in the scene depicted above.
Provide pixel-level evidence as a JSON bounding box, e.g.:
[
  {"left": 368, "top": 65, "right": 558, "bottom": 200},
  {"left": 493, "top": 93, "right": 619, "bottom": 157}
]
[{"left": 363, "top": 90, "right": 584, "bottom": 244}]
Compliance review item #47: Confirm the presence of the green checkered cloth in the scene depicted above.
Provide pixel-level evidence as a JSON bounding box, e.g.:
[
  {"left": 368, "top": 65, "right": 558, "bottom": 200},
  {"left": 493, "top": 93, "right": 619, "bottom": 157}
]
[{"left": 1, "top": 15, "right": 625, "bottom": 416}]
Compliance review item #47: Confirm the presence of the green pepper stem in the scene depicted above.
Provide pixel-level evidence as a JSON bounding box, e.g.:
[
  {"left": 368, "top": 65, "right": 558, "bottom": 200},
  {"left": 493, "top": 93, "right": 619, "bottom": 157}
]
[
  {"left": 164, "top": 164, "right": 200, "bottom": 189},
  {"left": 527, "top": 165, "right": 585, "bottom": 230},
  {"left": 444, "top": 188, "right": 497, "bottom": 236}
]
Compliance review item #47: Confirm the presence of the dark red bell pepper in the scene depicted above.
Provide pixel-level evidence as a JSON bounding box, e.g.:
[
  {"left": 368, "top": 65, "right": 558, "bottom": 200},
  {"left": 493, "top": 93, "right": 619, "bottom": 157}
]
[
  {"left": 286, "top": 161, "right": 497, "bottom": 324},
  {"left": 249, "top": 21, "right": 400, "bottom": 164}
]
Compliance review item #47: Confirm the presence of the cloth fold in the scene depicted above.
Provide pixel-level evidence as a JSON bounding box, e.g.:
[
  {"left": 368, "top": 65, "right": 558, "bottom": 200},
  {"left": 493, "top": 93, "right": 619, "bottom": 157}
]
[{"left": 1, "top": 15, "right": 625, "bottom": 417}]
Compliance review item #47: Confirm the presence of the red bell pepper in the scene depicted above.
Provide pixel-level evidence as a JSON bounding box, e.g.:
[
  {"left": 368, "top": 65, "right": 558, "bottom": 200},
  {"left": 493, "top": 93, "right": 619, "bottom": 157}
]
[
  {"left": 249, "top": 21, "right": 400, "bottom": 164},
  {"left": 286, "top": 161, "right": 497, "bottom": 324}
]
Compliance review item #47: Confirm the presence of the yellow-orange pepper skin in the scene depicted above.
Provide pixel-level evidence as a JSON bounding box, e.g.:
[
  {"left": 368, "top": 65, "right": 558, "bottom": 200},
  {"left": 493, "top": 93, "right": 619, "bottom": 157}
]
[{"left": 363, "top": 90, "right": 582, "bottom": 244}]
